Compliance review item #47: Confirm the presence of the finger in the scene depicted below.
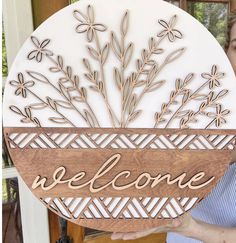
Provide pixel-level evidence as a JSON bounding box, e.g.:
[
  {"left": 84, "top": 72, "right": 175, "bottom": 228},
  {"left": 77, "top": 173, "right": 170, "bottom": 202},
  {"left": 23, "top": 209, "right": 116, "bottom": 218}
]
[
  {"left": 152, "top": 225, "right": 171, "bottom": 233},
  {"left": 123, "top": 228, "right": 157, "bottom": 240},
  {"left": 164, "top": 215, "right": 191, "bottom": 233},
  {"left": 134, "top": 228, "right": 158, "bottom": 239},
  {"left": 122, "top": 232, "right": 138, "bottom": 240},
  {"left": 171, "top": 218, "right": 183, "bottom": 228},
  {"left": 111, "top": 232, "right": 125, "bottom": 240}
]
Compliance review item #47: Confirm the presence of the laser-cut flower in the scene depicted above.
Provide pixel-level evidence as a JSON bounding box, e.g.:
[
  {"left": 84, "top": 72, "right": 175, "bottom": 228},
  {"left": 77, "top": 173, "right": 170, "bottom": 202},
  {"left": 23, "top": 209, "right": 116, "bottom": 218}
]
[
  {"left": 207, "top": 104, "right": 230, "bottom": 127},
  {"left": 27, "top": 36, "right": 53, "bottom": 62},
  {"left": 201, "top": 65, "right": 225, "bottom": 89},
  {"left": 73, "top": 5, "right": 107, "bottom": 42},
  {"left": 9, "top": 73, "right": 35, "bottom": 98},
  {"left": 157, "top": 15, "right": 183, "bottom": 42}
]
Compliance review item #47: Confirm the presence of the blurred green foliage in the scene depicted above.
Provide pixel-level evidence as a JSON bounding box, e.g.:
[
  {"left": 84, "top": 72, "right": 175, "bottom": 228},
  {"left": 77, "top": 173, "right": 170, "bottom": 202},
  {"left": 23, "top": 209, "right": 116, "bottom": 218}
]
[
  {"left": 2, "top": 178, "right": 17, "bottom": 203},
  {"left": 2, "top": 179, "right": 8, "bottom": 202},
  {"left": 188, "top": 2, "right": 228, "bottom": 47},
  {"left": 70, "top": 0, "right": 79, "bottom": 3},
  {"left": 2, "top": 25, "right": 8, "bottom": 77}
]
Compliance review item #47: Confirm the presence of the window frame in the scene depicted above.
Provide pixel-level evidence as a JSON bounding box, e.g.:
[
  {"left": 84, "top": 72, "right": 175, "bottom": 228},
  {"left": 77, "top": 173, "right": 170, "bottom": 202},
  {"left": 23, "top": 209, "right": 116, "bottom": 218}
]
[{"left": 2, "top": 1, "right": 50, "bottom": 242}]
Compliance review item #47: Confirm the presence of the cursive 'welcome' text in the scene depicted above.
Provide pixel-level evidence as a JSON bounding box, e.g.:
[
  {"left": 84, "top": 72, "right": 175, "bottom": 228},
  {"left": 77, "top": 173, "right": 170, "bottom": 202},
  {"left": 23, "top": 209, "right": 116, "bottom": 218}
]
[{"left": 32, "top": 154, "right": 215, "bottom": 192}]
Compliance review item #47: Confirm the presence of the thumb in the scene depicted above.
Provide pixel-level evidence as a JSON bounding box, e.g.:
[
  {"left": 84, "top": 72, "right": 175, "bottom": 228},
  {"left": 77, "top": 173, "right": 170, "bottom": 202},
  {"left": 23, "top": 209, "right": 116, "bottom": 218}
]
[{"left": 171, "top": 218, "right": 183, "bottom": 228}]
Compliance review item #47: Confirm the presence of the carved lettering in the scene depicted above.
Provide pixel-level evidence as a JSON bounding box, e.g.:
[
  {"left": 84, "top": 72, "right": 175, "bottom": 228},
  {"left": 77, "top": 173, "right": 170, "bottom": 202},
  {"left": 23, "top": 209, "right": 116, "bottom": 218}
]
[{"left": 32, "top": 153, "right": 215, "bottom": 192}]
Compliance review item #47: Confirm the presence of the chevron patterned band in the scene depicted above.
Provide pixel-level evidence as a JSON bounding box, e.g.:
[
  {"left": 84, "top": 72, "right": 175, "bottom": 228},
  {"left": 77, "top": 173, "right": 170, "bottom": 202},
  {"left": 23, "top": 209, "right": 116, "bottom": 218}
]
[
  {"left": 5, "top": 128, "right": 236, "bottom": 150},
  {"left": 41, "top": 196, "right": 199, "bottom": 220}
]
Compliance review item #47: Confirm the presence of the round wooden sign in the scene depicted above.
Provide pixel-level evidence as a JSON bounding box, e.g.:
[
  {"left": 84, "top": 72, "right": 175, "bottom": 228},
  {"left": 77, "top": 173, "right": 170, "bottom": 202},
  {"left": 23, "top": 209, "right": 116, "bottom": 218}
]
[{"left": 3, "top": 0, "right": 236, "bottom": 232}]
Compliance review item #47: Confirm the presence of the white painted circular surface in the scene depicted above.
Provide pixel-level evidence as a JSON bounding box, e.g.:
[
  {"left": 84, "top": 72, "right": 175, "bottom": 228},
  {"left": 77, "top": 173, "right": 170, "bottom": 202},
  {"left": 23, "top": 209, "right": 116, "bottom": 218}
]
[{"left": 3, "top": 0, "right": 236, "bottom": 129}]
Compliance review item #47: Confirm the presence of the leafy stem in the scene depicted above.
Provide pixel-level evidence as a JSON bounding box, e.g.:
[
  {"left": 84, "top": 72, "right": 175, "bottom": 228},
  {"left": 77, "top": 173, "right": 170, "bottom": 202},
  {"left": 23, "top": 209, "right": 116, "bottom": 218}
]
[
  {"left": 92, "top": 30, "right": 120, "bottom": 127},
  {"left": 180, "top": 94, "right": 229, "bottom": 129},
  {"left": 165, "top": 79, "right": 210, "bottom": 128},
  {"left": 26, "top": 87, "right": 76, "bottom": 127},
  {"left": 124, "top": 47, "right": 186, "bottom": 127},
  {"left": 154, "top": 73, "right": 194, "bottom": 128},
  {"left": 46, "top": 55, "right": 100, "bottom": 127},
  {"left": 111, "top": 10, "right": 134, "bottom": 127}
]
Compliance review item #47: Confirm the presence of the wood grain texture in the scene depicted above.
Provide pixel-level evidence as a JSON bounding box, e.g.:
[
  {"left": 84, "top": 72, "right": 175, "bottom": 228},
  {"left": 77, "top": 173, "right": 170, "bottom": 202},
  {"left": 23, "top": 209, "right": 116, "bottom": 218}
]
[
  {"left": 180, "top": 0, "right": 188, "bottom": 10},
  {"left": 4, "top": 127, "right": 235, "bottom": 231},
  {"left": 231, "top": 0, "right": 236, "bottom": 10},
  {"left": 5, "top": 127, "right": 235, "bottom": 198},
  {"left": 31, "top": 0, "right": 69, "bottom": 28},
  {"left": 9, "top": 149, "right": 231, "bottom": 198},
  {"left": 48, "top": 210, "right": 60, "bottom": 243},
  {"left": 4, "top": 126, "right": 236, "bottom": 135},
  {"left": 48, "top": 210, "right": 84, "bottom": 243},
  {"left": 67, "top": 218, "right": 84, "bottom": 243}
]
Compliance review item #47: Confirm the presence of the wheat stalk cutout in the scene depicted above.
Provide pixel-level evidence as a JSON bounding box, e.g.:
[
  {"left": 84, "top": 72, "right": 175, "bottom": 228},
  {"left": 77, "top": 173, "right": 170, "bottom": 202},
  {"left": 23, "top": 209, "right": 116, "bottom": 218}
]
[
  {"left": 46, "top": 54, "right": 100, "bottom": 127},
  {"left": 155, "top": 65, "right": 229, "bottom": 129},
  {"left": 111, "top": 11, "right": 134, "bottom": 127},
  {"left": 74, "top": 5, "right": 120, "bottom": 127},
  {"left": 154, "top": 73, "right": 195, "bottom": 128},
  {"left": 9, "top": 73, "right": 76, "bottom": 127},
  {"left": 8, "top": 5, "right": 230, "bottom": 129},
  {"left": 112, "top": 13, "right": 186, "bottom": 127},
  {"left": 27, "top": 57, "right": 99, "bottom": 128}
]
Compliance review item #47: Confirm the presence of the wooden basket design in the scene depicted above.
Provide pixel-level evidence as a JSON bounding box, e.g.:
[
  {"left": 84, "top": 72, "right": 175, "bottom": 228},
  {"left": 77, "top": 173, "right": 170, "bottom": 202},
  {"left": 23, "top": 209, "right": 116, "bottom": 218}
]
[{"left": 4, "top": 127, "right": 236, "bottom": 231}]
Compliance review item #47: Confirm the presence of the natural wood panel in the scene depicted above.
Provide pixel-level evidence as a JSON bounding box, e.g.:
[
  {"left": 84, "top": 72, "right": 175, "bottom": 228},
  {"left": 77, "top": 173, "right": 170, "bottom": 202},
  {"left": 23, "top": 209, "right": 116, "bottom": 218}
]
[
  {"left": 180, "top": 0, "right": 188, "bottom": 10},
  {"left": 31, "top": 0, "right": 70, "bottom": 28},
  {"left": 48, "top": 210, "right": 60, "bottom": 243},
  {"left": 4, "top": 127, "right": 235, "bottom": 231},
  {"left": 231, "top": 0, "right": 236, "bottom": 10},
  {"left": 5, "top": 128, "right": 235, "bottom": 231},
  {"left": 48, "top": 211, "right": 84, "bottom": 243},
  {"left": 4, "top": 126, "right": 236, "bottom": 135},
  {"left": 68, "top": 220, "right": 84, "bottom": 243},
  {"left": 13, "top": 149, "right": 231, "bottom": 198}
]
